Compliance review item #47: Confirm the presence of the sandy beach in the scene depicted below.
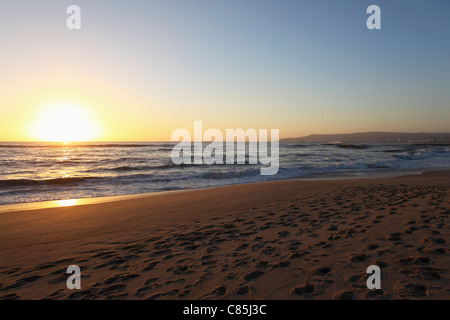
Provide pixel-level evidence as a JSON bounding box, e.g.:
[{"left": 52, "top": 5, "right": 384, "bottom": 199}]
[{"left": 0, "top": 170, "right": 448, "bottom": 300}]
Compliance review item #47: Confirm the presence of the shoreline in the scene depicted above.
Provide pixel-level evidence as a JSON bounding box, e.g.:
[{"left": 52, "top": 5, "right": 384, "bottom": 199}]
[
  {"left": 0, "top": 170, "right": 448, "bottom": 299},
  {"left": 1, "top": 167, "right": 447, "bottom": 214}
]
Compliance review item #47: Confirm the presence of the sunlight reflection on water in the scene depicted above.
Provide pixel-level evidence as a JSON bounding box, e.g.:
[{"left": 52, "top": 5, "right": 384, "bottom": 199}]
[{"left": 55, "top": 199, "right": 79, "bottom": 207}]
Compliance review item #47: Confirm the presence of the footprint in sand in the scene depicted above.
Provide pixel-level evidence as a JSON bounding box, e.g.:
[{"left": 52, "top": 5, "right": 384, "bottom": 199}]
[
  {"left": 292, "top": 284, "right": 315, "bottom": 295},
  {"left": 332, "top": 290, "right": 355, "bottom": 300},
  {"left": 243, "top": 270, "right": 264, "bottom": 281}
]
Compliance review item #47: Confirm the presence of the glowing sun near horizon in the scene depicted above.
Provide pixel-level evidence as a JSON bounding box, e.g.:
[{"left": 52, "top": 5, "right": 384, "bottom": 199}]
[{"left": 31, "top": 103, "right": 100, "bottom": 142}]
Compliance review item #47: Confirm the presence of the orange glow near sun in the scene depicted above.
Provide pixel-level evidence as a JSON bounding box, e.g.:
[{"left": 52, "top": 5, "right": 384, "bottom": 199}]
[{"left": 31, "top": 103, "right": 100, "bottom": 142}]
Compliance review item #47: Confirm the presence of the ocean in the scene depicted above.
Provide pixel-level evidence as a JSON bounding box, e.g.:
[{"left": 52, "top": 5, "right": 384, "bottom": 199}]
[{"left": 0, "top": 142, "right": 449, "bottom": 205}]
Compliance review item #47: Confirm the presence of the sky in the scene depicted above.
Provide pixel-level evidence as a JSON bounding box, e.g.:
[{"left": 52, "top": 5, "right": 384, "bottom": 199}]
[{"left": 0, "top": 0, "right": 449, "bottom": 141}]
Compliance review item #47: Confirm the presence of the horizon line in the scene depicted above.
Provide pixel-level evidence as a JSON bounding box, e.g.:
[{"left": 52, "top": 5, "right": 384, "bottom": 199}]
[{"left": 2, "top": 131, "right": 450, "bottom": 144}]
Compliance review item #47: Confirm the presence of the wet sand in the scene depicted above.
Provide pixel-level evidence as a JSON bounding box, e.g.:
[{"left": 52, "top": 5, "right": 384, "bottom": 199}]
[{"left": 0, "top": 170, "right": 448, "bottom": 300}]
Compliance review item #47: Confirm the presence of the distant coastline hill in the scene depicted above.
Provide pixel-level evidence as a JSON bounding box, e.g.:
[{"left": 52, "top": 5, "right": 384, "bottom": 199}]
[{"left": 281, "top": 132, "right": 450, "bottom": 143}]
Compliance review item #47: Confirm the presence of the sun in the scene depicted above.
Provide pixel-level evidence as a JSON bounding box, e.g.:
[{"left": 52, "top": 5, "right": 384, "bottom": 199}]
[{"left": 31, "top": 102, "right": 100, "bottom": 142}]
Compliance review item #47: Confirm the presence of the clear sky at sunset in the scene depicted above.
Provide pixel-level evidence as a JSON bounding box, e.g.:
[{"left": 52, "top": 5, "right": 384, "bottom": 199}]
[{"left": 0, "top": 0, "right": 449, "bottom": 141}]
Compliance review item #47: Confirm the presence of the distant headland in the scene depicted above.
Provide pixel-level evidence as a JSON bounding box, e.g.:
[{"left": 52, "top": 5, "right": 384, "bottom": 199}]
[{"left": 281, "top": 132, "right": 450, "bottom": 143}]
